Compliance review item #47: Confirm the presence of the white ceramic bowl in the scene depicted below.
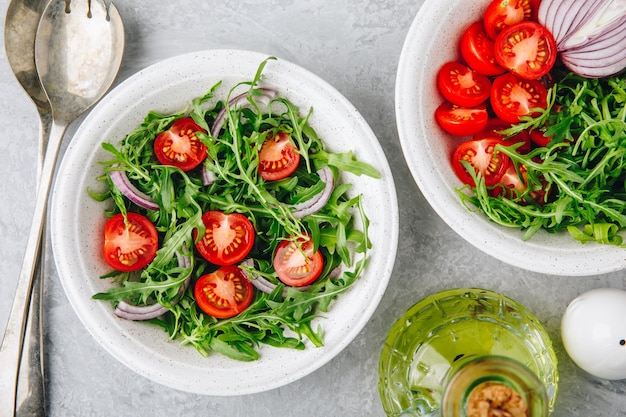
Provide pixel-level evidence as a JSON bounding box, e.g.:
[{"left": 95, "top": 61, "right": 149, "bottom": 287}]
[
  {"left": 51, "top": 49, "right": 398, "bottom": 395},
  {"left": 396, "top": 0, "right": 626, "bottom": 276}
]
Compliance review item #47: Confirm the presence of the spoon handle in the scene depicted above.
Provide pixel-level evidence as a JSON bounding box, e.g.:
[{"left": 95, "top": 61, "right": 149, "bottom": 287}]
[
  {"left": 0, "top": 119, "right": 66, "bottom": 417},
  {"left": 15, "top": 247, "right": 45, "bottom": 417},
  {"left": 15, "top": 110, "right": 51, "bottom": 417}
]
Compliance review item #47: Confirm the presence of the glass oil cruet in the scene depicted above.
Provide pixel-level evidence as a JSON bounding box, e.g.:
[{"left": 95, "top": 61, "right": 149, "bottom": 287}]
[{"left": 378, "top": 288, "right": 559, "bottom": 416}]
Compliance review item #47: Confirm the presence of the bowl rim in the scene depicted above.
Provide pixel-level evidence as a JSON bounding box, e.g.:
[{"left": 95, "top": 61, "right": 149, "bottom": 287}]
[{"left": 50, "top": 48, "right": 399, "bottom": 395}]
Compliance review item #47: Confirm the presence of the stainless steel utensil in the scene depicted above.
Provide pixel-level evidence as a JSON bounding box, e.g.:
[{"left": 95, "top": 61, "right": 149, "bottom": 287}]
[
  {"left": 3, "top": 1, "right": 53, "bottom": 416},
  {"left": 0, "top": 1, "right": 124, "bottom": 415}
]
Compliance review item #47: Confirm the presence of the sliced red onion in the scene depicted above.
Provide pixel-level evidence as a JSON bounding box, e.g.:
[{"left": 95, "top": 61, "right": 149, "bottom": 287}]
[
  {"left": 114, "top": 244, "right": 192, "bottom": 320},
  {"left": 108, "top": 169, "right": 159, "bottom": 211},
  {"left": 210, "top": 87, "right": 277, "bottom": 137},
  {"left": 562, "top": 28, "right": 626, "bottom": 56},
  {"left": 560, "top": 2, "right": 626, "bottom": 50},
  {"left": 539, "top": 0, "right": 603, "bottom": 45},
  {"left": 539, "top": 0, "right": 605, "bottom": 47},
  {"left": 539, "top": 0, "right": 626, "bottom": 78},
  {"left": 240, "top": 259, "right": 278, "bottom": 294},
  {"left": 536, "top": 0, "right": 555, "bottom": 33},
  {"left": 562, "top": 46, "right": 626, "bottom": 67},
  {"left": 201, "top": 165, "right": 217, "bottom": 186},
  {"left": 561, "top": 55, "right": 626, "bottom": 79},
  {"left": 328, "top": 265, "right": 342, "bottom": 279},
  {"left": 239, "top": 259, "right": 311, "bottom": 296},
  {"left": 544, "top": 0, "right": 564, "bottom": 42},
  {"left": 291, "top": 166, "right": 334, "bottom": 219},
  {"left": 114, "top": 306, "right": 168, "bottom": 321}
]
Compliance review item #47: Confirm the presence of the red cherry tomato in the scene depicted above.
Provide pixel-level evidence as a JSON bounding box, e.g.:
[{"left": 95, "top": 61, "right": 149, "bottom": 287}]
[
  {"left": 436, "top": 62, "right": 491, "bottom": 107},
  {"left": 103, "top": 212, "right": 158, "bottom": 272},
  {"left": 435, "top": 101, "right": 489, "bottom": 137},
  {"left": 530, "top": 128, "right": 552, "bottom": 147},
  {"left": 258, "top": 131, "right": 301, "bottom": 181},
  {"left": 492, "top": 161, "right": 549, "bottom": 203},
  {"left": 491, "top": 162, "right": 528, "bottom": 199},
  {"left": 451, "top": 137, "right": 510, "bottom": 187},
  {"left": 474, "top": 118, "right": 531, "bottom": 153},
  {"left": 194, "top": 265, "right": 254, "bottom": 319},
  {"left": 273, "top": 235, "right": 324, "bottom": 287},
  {"left": 460, "top": 21, "right": 506, "bottom": 76},
  {"left": 154, "top": 117, "right": 207, "bottom": 171},
  {"left": 194, "top": 211, "right": 255, "bottom": 266},
  {"left": 490, "top": 73, "right": 548, "bottom": 123},
  {"left": 494, "top": 21, "right": 557, "bottom": 79},
  {"left": 483, "top": 0, "right": 535, "bottom": 40}
]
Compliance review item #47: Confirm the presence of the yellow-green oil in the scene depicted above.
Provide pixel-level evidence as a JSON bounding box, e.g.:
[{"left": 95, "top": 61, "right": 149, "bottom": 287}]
[{"left": 378, "top": 288, "right": 558, "bottom": 417}]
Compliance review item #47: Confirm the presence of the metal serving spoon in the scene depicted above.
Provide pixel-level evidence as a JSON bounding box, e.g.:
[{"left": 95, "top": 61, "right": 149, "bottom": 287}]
[
  {"left": 0, "top": 1, "right": 124, "bottom": 415},
  {"left": 3, "top": 1, "right": 54, "bottom": 416}
]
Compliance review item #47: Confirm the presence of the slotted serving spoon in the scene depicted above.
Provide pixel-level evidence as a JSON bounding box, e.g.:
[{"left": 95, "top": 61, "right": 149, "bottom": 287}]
[{"left": 0, "top": 0, "right": 124, "bottom": 415}]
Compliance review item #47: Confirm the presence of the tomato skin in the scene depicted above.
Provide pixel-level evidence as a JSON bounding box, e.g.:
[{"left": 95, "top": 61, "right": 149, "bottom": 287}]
[
  {"left": 460, "top": 21, "right": 506, "bottom": 76},
  {"left": 154, "top": 118, "right": 207, "bottom": 172},
  {"left": 273, "top": 235, "right": 324, "bottom": 287},
  {"left": 473, "top": 118, "right": 531, "bottom": 153},
  {"left": 103, "top": 212, "right": 158, "bottom": 272},
  {"left": 490, "top": 73, "right": 548, "bottom": 123},
  {"left": 530, "top": 128, "right": 552, "bottom": 147},
  {"left": 494, "top": 21, "right": 557, "bottom": 80},
  {"left": 194, "top": 211, "right": 255, "bottom": 266},
  {"left": 194, "top": 266, "right": 254, "bottom": 319},
  {"left": 451, "top": 137, "right": 510, "bottom": 187},
  {"left": 435, "top": 101, "right": 488, "bottom": 136},
  {"left": 258, "top": 131, "right": 301, "bottom": 181},
  {"left": 436, "top": 62, "right": 491, "bottom": 107},
  {"left": 528, "top": 0, "right": 541, "bottom": 22},
  {"left": 483, "top": 0, "right": 533, "bottom": 40}
]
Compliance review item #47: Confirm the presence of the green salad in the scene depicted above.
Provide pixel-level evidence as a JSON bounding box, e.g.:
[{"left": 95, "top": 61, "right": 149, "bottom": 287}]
[
  {"left": 89, "top": 58, "right": 380, "bottom": 361},
  {"left": 461, "top": 70, "right": 626, "bottom": 245}
]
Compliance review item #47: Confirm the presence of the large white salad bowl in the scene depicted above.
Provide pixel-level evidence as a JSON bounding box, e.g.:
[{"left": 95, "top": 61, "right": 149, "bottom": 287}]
[
  {"left": 396, "top": 0, "right": 626, "bottom": 276},
  {"left": 50, "top": 49, "right": 398, "bottom": 395}
]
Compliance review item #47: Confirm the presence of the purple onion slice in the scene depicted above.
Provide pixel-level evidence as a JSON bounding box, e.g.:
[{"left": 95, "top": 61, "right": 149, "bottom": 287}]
[
  {"left": 114, "top": 244, "right": 192, "bottom": 321},
  {"left": 291, "top": 166, "right": 334, "bottom": 219},
  {"left": 108, "top": 169, "right": 159, "bottom": 211}
]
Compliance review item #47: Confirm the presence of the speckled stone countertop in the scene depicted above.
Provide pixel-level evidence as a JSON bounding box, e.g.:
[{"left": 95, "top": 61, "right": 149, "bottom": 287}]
[{"left": 1, "top": 0, "right": 626, "bottom": 416}]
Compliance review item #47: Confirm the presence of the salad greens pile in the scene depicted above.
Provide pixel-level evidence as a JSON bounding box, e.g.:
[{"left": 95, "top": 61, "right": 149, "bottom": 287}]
[
  {"left": 459, "top": 69, "right": 626, "bottom": 245},
  {"left": 89, "top": 58, "right": 380, "bottom": 361}
]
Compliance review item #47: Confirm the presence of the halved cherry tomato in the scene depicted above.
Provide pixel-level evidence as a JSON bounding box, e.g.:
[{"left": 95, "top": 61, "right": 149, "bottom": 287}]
[
  {"left": 491, "top": 162, "right": 528, "bottom": 199},
  {"left": 474, "top": 118, "right": 531, "bottom": 153},
  {"left": 258, "top": 131, "right": 301, "bottom": 181},
  {"left": 273, "top": 235, "right": 324, "bottom": 287},
  {"left": 492, "top": 161, "right": 549, "bottom": 203},
  {"left": 483, "top": 0, "right": 534, "bottom": 40},
  {"left": 490, "top": 73, "right": 548, "bottom": 123},
  {"left": 529, "top": 128, "right": 552, "bottom": 147},
  {"left": 436, "top": 62, "right": 491, "bottom": 107},
  {"left": 460, "top": 21, "right": 506, "bottom": 76},
  {"left": 194, "top": 265, "right": 254, "bottom": 319},
  {"left": 154, "top": 117, "right": 207, "bottom": 171},
  {"left": 451, "top": 137, "right": 510, "bottom": 186},
  {"left": 194, "top": 211, "right": 255, "bottom": 266},
  {"left": 435, "top": 102, "right": 488, "bottom": 136},
  {"left": 103, "top": 212, "right": 158, "bottom": 272},
  {"left": 494, "top": 21, "right": 557, "bottom": 80}
]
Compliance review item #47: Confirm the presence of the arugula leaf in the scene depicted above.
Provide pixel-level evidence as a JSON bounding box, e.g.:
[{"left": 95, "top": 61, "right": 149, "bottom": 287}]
[{"left": 459, "top": 72, "right": 626, "bottom": 245}]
